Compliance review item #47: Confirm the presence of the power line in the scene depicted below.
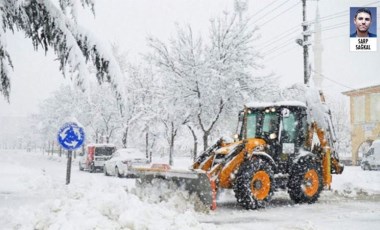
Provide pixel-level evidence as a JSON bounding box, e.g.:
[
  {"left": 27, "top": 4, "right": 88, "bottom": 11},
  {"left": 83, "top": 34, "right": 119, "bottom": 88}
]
[
  {"left": 320, "top": 22, "right": 348, "bottom": 33},
  {"left": 250, "top": 0, "right": 282, "bottom": 20},
  {"left": 314, "top": 12, "right": 348, "bottom": 24},
  {"left": 259, "top": 23, "right": 347, "bottom": 60},
  {"left": 314, "top": 10, "right": 347, "bottom": 23},
  {"left": 261, "top": 1, "right": 301, "bottom": 27},
  {"left": 264, "top": 43, "right": 299, "bottom": 60},
  {"left": 261, "top": 20, "right": 348, "bottom": 54},
  {"left": 257, "top": 23, "right": 301, "bottom": 47},
  {"left": 313, "top": 0, "right": 380, "bottom": 23},
  {"left": 257, "top": 2, "right": 365, "bottom": 55},
  {"left": 258, "top": 22, "right": 348, "bottom": 55},
  {"left": 321, "top": 21, "right": 347, "bottom": 29},
  {"left": 257, "top": 0, "right": 380, "bottom": 60},
  {"left": 318, "top": 34, "right": 346, "bottom": 41},
  {"left": 256, "top": 2, "right": 342, "bottom": 52},
  {"left": 264, "top": 32, "right": 348, "bottom": 61},
  {"left": 260, "top": 35, "right": 298, "bottom": 55},
  {"left": 253, "top": 0, "right": 294, "bottom": 23},
  {"left": 311, "top": 69, "right": 355, "bottom": 90}
]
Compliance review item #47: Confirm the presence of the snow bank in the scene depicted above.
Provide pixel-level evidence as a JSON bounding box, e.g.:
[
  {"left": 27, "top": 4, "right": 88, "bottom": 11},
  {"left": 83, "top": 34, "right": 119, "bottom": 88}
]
[
  {"left": 0, "top": 151, "right": 216, "bottom": 230},
  {"left": 331, "top": 166, "right": 380, "bottom": 197},
  {"left": 1, "top": 150, "right": 380, "bottom": 229}
]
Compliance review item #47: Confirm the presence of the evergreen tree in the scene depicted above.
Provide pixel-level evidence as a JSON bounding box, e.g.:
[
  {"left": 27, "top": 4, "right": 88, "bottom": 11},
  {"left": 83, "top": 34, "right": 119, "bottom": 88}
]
[{"left": 0, "top": 0, "right": 124, "bottom": 104}]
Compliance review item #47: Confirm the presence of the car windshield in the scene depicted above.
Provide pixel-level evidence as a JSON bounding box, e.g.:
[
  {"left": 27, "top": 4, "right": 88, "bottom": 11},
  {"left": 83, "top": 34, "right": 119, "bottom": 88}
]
[
  {"left": 119, "top": 149, "right": 145, "bottom": 159},
  {"left": 95, "top": 147, "right": 115, "bottom": 156}
]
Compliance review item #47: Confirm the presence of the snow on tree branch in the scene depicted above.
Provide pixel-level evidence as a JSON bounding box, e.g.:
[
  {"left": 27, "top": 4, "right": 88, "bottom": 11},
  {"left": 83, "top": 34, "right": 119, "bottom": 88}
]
[{"left": 0, "top": 0, "right": 125, "bottom": 106}]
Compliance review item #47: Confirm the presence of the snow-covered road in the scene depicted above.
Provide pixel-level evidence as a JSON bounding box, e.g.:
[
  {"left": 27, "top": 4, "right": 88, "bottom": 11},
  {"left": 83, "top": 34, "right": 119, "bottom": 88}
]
[{"left": 1, "top": 150, "right": 379, "bottom": 229}]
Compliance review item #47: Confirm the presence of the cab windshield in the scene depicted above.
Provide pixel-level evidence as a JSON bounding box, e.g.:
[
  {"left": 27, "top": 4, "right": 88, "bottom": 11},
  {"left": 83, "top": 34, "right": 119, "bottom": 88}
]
[
  {"left": 245, "top": 109, "right": 279, "bottom": 139},
  {"left": 95, "top": 147, "right": 116, "bottom": 156}
]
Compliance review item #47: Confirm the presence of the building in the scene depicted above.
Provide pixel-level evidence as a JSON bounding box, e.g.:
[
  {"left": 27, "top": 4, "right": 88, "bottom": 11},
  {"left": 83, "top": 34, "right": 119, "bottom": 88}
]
[{"left": 342, "top": 85, "right": 380, "bottom": 165}]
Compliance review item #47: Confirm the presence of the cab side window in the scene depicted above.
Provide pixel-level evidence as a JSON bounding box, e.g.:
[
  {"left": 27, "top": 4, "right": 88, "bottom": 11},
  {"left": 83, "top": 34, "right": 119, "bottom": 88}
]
[
  {"left": 282, "top": 112, "right": 296, "bottom": 143},
  {"left": 246, "top": 113, "right": 257, "bottom": 138}
]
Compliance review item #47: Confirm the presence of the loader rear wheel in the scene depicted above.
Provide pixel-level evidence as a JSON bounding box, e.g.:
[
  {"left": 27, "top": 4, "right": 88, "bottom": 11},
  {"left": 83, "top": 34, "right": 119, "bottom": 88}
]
[
  {"left": 288, "top": 158, "right": 323, "bottom": 204},
  {"left": 233, "top": 157, "right": 274, "bottom": 209}
]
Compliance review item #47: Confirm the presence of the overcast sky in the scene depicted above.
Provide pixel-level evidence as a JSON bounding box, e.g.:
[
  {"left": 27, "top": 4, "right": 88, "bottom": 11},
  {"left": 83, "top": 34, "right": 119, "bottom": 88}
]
[{"left": 0, "top": 0, "right": 379, "bottom": 117}]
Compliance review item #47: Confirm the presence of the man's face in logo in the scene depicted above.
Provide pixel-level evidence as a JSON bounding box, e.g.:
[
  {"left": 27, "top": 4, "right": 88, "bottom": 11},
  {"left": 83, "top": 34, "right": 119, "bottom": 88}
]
[{"left": 354, "top": 12, "right": 372, "bottom": 33}]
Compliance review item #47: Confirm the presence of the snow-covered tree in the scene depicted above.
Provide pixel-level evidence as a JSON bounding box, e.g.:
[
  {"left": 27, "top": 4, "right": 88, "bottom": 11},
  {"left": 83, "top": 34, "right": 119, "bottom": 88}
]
[
  {"left": 325, "top": 94, "right": 351, "bottom": 157},
  {"left": 33, "top": 83, "right": 120, "bottom": 148},
  {"left": 87, "top": 83, "right": 121, "bottom": 144},
  {"left": 160, "top": 97, "right": 190, "bottom": 165},
  {"left": 133, "top": 63, "right": 164, "bottom": 160},
  {"left": 0, "top": 0, "right": 125, "bottom": 105},
  {"left": 148, "top": 13, "right": 271, "bottom": 151},
  {"left": 34, "top": 84, "right": 86, "bottom": 151}
]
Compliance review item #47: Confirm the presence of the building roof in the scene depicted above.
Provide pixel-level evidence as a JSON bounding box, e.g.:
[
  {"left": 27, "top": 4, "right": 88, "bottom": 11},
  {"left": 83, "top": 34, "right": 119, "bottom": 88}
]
[{"left": 342, "top": 85, "right": 380, "bottom": 96}]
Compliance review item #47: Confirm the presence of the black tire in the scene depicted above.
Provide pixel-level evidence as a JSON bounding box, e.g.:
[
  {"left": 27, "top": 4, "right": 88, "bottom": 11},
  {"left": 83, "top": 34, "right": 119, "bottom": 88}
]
[
  {"left": 104, "top": 166, "right": 109, "bottom": 176},
  {"left": 89, "top": 163, "right": 95, "bottom": 173},
  {"left": 79, "top": 162, "right": 84, "bottom": 171},
  {"left": 115, "top": 167, "right": 121, "bottom": 178},
  {"left": 288, "top": 157, "right": 323, "bottom": 204},
  {"left": 233, "top": 157, "right": 274, "bottom": 209}
]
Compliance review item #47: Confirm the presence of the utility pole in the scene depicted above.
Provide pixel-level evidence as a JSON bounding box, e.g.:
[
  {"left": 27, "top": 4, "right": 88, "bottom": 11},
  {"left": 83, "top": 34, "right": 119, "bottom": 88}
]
[{"left": 302, "top": 0, "right": 311, "bottom": 85}]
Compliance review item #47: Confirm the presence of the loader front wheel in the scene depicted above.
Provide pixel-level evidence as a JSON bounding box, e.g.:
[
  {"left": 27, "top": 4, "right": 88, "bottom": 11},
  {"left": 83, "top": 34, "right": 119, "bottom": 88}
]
[
  {"left": 233, "top": 157, "right": 274, "bottom": 210},
  {"left": 288, "top": 158, "right": 323, "bottom": 204},
  {"left": 115, "top": 167, "right": 121, "bottom": 178}
]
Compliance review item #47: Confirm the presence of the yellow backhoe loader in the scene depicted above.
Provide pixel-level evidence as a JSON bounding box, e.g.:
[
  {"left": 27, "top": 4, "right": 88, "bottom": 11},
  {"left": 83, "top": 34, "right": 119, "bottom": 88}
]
[{"left": 132, "top": 97, "right": 344, "bottom": 210}]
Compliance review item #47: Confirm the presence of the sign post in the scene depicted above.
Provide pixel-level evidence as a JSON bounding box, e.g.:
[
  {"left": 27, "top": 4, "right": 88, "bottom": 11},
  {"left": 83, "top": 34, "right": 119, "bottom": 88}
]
[
  {"left": 57, "top": 122, "right": 85, "bottom": 185},
  {"left": 66, "top": 150, "right": 72, "bottom": 184}
]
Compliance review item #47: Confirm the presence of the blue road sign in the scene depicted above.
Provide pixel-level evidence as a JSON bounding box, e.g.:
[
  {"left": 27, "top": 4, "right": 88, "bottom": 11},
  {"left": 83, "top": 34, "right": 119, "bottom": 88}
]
[{"left": 57, "top": 122, "right": 85, "bottom": 150}]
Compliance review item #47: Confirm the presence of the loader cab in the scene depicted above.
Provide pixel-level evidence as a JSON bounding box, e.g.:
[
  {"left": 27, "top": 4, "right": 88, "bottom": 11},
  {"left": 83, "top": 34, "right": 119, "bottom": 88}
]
[{"left": 239, "top": 103, "right": 308, "bottom": 157}]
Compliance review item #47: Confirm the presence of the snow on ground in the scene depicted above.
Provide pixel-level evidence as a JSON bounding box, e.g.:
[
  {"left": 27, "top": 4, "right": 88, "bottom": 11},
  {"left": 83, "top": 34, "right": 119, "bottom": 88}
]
[{"left": 0, "top": 150, "right": 380, "bottom": 230}]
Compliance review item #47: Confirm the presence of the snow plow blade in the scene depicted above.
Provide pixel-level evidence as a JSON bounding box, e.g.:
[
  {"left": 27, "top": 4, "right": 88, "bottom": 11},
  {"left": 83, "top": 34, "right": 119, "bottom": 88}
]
[{"left": 132, "top": 164, "right": 217, "bottom": 210}]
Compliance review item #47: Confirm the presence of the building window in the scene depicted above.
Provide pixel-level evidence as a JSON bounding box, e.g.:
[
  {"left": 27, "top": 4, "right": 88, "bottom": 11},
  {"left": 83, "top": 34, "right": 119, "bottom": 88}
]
[
  {"left": 370, "top": 93, "right": 380, "bottom": 121},
  {"left": 353, "top": 96, "right": 365, "bottom": 123}
]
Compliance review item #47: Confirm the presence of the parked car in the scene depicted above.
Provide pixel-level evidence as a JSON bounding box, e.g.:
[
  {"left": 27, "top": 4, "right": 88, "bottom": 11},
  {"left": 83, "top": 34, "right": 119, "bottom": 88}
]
[
  {"left": 361, "top": 140, "right": 380, "bottom": 171},
  {"left": 103, "top": 148, "right": 149, "bottom": 177},
  {"left": 79, "top": 143, "right": 116, "bottom": 173}
]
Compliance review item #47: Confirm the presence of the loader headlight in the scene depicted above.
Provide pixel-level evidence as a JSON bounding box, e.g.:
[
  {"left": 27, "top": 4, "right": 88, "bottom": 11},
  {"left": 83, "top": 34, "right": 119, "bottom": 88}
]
[
  {"left": 254, "top": 145, "right": 265, "bottom": 151},
  {"left": 269, "top": 133, "right": 277, "bottom": 139}
]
